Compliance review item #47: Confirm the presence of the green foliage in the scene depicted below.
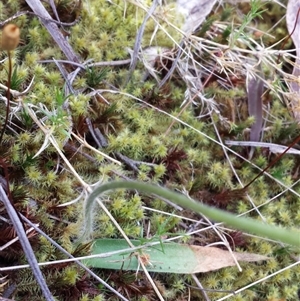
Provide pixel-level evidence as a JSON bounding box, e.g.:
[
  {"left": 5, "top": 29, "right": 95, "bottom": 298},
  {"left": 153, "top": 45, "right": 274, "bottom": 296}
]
[
  {"left": 86, "top": 66, "right": 109, "bottom": 88},
  {"left": 151, "top": 213, "right": 180, "bottom": 237},
  {"left": 10, "top": 65, "right": 27, "bottom": 90},
  {"left": 230, "top": 0, "right": 267, "bottom": 46}
]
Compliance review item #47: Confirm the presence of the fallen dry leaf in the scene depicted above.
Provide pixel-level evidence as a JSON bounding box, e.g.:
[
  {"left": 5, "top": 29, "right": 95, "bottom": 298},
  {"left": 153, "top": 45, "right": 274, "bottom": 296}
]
[
  {"left": 88, "top": 239, "right": 269, "bottom": 274},
  {"left": 189, "top": 244, "right": 268, "bottom": 273},
  {"left": 177, "top": 0, "right": 218, "bottom": 33},
  {"left": 247, "top": 66, "right": 264, "bottom": 148}
]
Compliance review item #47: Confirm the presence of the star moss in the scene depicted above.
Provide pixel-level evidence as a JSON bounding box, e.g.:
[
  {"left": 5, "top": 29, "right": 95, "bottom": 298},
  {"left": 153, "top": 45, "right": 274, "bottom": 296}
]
[{"left": 0, "top": 0, "right": 299, "bottom": 300}]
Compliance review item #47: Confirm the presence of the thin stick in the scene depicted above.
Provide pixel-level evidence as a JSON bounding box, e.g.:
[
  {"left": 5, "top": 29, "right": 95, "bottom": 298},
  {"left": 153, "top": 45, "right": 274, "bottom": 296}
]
[
  {"left": 0, "top": 186, "right": 54, "bottom": 301},
  {"left": 243, "top": 134, "right": 300, "bottom": 190}
]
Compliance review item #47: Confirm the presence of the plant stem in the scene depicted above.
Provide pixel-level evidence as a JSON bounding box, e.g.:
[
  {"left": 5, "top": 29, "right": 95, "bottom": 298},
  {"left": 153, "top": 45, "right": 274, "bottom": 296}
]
[
  {"left": 83, "top": 181, "right": 300, "bottom": 248},
  {"left": 0, "top": 51, "right": 12, "bottom": 144}
]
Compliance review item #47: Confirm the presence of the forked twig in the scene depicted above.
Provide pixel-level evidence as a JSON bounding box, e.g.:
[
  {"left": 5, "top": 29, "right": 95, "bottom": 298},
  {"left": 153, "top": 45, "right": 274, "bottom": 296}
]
[{"left": 25, "top": 0, "right": 80, "bottom": 63}]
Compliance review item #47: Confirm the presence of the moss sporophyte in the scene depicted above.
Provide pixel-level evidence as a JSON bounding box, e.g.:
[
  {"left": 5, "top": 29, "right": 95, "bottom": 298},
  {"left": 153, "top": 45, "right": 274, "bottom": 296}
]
[{"left": 0, "top": 23, "right": 20, "bottom": 143}]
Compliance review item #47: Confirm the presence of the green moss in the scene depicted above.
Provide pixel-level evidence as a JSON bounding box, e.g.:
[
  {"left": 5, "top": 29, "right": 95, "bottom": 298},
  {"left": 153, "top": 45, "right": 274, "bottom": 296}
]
[{"left": 0, "top": 0, "right": 299, "bottom": 300}]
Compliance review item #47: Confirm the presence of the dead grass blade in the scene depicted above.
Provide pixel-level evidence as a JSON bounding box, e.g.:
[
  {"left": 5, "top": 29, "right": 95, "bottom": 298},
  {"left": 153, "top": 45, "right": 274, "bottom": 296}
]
[{"left": 286, "top": 0, "right": 300, "bottom": 118}]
